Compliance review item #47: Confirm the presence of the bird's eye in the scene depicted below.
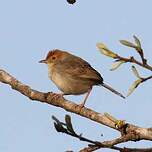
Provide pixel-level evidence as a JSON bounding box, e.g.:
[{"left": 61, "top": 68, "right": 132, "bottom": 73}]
[{"left": 52, "top": 56, "right": 56, "bottom": 60}]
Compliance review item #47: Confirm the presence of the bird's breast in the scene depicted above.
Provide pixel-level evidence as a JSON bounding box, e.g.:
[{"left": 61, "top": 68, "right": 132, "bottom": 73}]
[
  {"left": 48, "top": 65, "right": 70, "bottom": 93},
  {"left": 48, "top": 65, "right": 91, "bottom": 95}
]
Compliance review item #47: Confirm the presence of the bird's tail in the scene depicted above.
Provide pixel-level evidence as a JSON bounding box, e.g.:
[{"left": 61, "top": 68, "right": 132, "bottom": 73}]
[{"left": 101, "top": 83, "right": 125, "bottom": 99}]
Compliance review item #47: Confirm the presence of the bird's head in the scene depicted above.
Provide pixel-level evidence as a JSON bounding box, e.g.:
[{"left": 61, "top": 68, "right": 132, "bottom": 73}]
[{"left": 39, "top": 49, "right": 69, "bottom": 65}]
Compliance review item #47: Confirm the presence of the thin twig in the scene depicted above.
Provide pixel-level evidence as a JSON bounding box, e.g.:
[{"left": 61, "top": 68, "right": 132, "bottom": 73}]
[
  {"left": 142, "top": 75, "right": 152, "bottom": 82},
  {"left": 116, "top": 56, "right": 152, "bottom": 71}
]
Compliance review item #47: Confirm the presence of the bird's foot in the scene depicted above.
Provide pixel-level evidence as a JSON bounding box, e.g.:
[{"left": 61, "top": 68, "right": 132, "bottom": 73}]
[
  {"left": 79, "top": 101, "right": 85, "bottom": 108},
  {"left": 51, "top": 93, "right": 64, "bottom": 100},
  {"left": 45, "top": 92, "right": 64, "bottom": 100},
  {"left": 78, "top": 88, "right": 92, "bottom": 108}
]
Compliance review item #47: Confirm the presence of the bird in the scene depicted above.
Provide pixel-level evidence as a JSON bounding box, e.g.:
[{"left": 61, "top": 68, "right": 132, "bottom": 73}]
[{"left": 39, "top": 49, "right": 125, "bottom": 107}]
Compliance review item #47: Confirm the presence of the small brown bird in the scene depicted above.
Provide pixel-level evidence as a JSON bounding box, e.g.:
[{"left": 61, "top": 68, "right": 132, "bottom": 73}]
[{"left": 39, "top": 49, "right": 125, "bottom": 107}]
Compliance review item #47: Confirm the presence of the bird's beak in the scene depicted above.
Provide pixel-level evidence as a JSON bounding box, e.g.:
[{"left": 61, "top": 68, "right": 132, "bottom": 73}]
[{"left": 39, "top": 59, "right": 47, "bottom": 64}]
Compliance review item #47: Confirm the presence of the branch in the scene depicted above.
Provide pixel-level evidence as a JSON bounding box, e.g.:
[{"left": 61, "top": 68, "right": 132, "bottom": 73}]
[
  {"left": 0, "top": 69, "right": 119, "bottom": 129},
  {"left": 80, "top": 134, "right": 152, "bottom": 151},
  {"left": 80, "top": 127, "right": 152, "bottom": 151},
  {"left": 1, "top": 69, "right": 152, "bottom": 151},
  {"left": 80, "top": 146, "right": 152, "bottom": 152}
]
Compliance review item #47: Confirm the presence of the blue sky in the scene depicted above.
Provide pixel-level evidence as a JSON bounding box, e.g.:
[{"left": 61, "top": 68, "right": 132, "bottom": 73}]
[{"left": 0, "top": 0, "right": 152, "bottom": 152}]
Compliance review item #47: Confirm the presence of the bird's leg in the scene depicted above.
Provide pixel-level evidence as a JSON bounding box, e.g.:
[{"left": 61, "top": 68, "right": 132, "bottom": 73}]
[{"left": 79, "top": 87, "right": 92, "bottom": 107}]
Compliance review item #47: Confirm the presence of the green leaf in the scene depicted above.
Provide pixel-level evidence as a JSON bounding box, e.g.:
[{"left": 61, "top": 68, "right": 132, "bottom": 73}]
[
  {"left": 120, "top": 40, "right": 137, "bottom": 48},
  {"left": 65, "top": 115, "right": 76, "bottom": 134},
  {"left": 131, "top": 66, "right": 141, "bottom": 78},
  {"left": 96, "top": 43, "right": 118, "bottom": 58},
  {"left": 133, "top": 35, "right": 141, "bottom": 48},
  {"left": 110, "top": 61, "right": 125, "bottom": 71},
  {"left": 127, "top": 79, "right": 142, "bottom": 96}
]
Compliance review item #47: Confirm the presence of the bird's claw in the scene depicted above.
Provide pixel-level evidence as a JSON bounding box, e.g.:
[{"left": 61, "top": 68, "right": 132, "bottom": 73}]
[{"left": 51, "top": 93, "right": 63, "bottom": 100}]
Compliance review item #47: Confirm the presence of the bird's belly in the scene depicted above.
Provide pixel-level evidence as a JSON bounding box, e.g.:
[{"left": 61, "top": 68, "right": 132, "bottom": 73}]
[{"left": 50, "top": 72, "right": 91, "bottom": 95}]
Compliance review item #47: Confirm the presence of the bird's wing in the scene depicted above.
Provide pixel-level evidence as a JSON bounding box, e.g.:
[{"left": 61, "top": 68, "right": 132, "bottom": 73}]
[{"left": 59, "top": 56, "right": 103, "bottom": 83}]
